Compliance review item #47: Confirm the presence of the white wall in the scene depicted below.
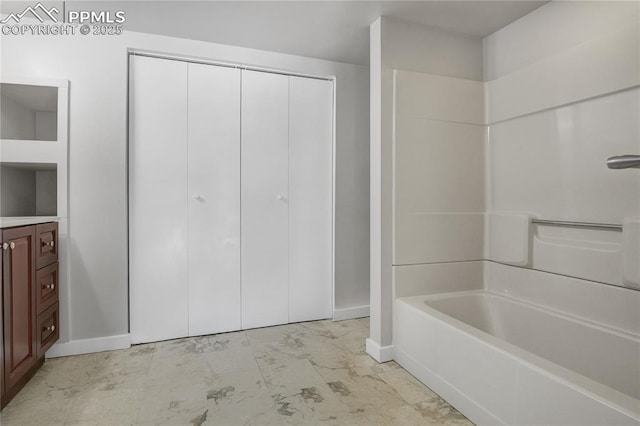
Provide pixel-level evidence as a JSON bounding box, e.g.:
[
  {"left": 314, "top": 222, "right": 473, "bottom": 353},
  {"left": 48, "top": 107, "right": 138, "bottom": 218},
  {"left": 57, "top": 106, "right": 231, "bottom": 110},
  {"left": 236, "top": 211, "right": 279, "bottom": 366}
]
[
  {"left": 485, "top": 1, "right": 640, "bottom": 289},
  {"left": 35, "top": 169, "right": 57, "bottom": 216},
  {"left": 394, "top": 71, "right": 485, "bottom": 265},
  {"left": 382, "top": 17, "right": 483, "bottom": 81},
  {"left": 483, "top": 1, "right": 640, "bottom": 81},
  {"left": 368, "top": 17, "right": 483, "bottom": 361},
  {"left": 1, "top": 95, "right": 36, "bottom": 140},
  {"left": 392, "top": 70, "right": 486, "bottom": 308},
  {"left": 0, "top": 166, "right": 36, "bottom": 216},
  {"left": 35, "top": 111, "right": 57, "bottom": 141},
  {"left": 1, "top": 27, "right": 369, "bottom": 347}
]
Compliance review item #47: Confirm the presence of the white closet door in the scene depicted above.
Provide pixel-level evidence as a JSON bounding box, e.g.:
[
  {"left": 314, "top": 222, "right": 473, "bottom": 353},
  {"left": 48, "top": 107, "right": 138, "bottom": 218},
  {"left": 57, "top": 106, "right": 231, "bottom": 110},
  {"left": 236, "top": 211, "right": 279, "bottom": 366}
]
[
  {"left": 288, "top": 77, "right": 334, "bottom": 322},
  {"left": 129, "top": 56, "right": 188, "bottom": 343},
  {"left": 187, "top": 64, "right": 241, "bottom": 336},
  {"left": 241, "top": 70, "right": 290, "bottom": 329}
]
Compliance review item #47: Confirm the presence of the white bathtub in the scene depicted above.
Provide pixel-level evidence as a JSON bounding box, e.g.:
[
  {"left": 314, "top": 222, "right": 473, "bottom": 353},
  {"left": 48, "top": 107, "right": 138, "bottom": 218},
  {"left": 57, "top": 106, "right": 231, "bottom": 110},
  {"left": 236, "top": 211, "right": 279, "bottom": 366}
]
[{"left": 394, "top": 290, "right": 640, "bottom": 425}]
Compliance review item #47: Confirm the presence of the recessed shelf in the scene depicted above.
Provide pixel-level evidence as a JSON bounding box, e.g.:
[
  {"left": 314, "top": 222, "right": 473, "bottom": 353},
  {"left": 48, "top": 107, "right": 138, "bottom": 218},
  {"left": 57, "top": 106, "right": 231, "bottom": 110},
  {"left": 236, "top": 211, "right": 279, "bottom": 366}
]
[
  {"left": 0, "top": 139, "right": 59, "bottom": 163},
  {"left": 0, "top": 163, "right": 57, "bottom": 217},
  {"left": 1, "top": 83, "right": 58, "bottom": 141}
]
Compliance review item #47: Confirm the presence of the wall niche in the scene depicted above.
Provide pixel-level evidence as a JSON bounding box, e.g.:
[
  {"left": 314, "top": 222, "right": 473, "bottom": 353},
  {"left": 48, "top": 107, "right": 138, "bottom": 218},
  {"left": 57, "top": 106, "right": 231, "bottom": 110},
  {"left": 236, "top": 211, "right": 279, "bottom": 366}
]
[
  {"left": 1, "top": 83, "right": 58, "bottom": 142},
  {"left": 0, "top": 163, "right": 57, "bottom": 217}
]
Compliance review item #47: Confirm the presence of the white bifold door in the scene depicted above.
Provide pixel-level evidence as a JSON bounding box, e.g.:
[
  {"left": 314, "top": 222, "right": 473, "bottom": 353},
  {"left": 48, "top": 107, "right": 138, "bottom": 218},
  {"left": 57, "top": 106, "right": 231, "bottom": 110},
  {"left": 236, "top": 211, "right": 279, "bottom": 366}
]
[
  {"left": 241, "top": 71, "right": 333, "bottom": 328},
  {"left": 187, "top": 63, "right": 242, "bottom": 337},
  {"left": 240, "top": 71, "right": 290, "bottom": 329},
  {"left": 287, "top": 76, "right": 333, "bottom": 323},
  {"left": 129, "top": 56, "right": 190, "bottom": 343},
  {"left": 130, "top": 56, "right": 241, "bottom": 343},
  {"left": 130, "top": 57, "right": 332, "bottom": 343}
]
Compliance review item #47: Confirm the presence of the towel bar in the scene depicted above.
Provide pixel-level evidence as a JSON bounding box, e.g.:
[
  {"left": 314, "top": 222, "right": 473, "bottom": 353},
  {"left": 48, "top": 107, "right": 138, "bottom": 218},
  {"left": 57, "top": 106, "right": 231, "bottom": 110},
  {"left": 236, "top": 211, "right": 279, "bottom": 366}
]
[{"left": 531, "top": 219, "right": 622, "bottom": 231}]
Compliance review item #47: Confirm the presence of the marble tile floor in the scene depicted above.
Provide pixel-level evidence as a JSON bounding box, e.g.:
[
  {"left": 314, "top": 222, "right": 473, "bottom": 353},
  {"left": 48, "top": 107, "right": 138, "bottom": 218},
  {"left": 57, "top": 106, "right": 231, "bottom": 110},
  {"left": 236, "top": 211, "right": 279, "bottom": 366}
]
[{"left": 0, "top": 318, "right": 472, "bottom": 426}]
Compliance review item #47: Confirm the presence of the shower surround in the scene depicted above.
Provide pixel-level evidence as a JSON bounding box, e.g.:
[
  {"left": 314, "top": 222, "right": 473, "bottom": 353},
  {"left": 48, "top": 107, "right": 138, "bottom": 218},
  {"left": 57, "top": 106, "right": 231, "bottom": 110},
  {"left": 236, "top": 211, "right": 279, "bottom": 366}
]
[{"left": 370, "top": 2, "right": 640, "bottom": 424}]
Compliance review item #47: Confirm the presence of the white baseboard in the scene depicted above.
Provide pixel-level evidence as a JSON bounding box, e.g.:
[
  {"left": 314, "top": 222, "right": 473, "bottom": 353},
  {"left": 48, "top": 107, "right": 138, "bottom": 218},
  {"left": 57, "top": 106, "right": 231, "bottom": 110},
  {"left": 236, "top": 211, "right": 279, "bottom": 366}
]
[
  {"left": 333, "top": 305, "right": 370, "bottom": 321},
  {"left": 365, "top": 338, "right": 394, "bottom": 363},
  {"left": 46, "top": 334, "right": 131, "bottom": 358}
]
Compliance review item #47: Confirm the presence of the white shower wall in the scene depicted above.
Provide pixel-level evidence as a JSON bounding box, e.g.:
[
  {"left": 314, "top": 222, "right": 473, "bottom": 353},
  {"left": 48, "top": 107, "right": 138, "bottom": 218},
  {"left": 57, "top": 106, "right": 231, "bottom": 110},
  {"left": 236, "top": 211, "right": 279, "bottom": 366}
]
[
  {"left": 393, "top": 71, "right": 486, "bottom": 267},
  {"left": 361, "top": 0, "right": 640, "bottom": 369},
  {"left": 391, "top": 0, "right": 640, "bottom": 307},
  {"left": 485, "top": 1, "right": 640, "bottom": 288}
]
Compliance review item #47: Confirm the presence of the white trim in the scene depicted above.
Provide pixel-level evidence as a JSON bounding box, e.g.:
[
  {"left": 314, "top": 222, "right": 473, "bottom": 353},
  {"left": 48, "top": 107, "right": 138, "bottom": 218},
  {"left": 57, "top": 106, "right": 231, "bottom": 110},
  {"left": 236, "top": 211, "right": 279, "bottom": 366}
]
[
  {"left": 45, "top": 334, "right": 131, "bottom": 358},
  {"left": 331, "top": 76, "right": 337, "bottom": 326},
  {"left": 0, "top": 75, "right": 68, "bottom": 88},
  {"left": 333, "top": 305, "right": 369, "bottom": 321},
  {"left": 128, "top": 49, "right": 332, "bottom": 81},
  {"left": 365, "top": 338, "right": 394, "bottom": 363}
]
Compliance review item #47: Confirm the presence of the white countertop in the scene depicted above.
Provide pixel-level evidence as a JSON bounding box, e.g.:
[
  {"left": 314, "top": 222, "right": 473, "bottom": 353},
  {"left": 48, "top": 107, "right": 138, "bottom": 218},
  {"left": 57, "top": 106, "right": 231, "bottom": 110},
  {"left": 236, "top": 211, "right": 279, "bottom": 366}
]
[{"left": 0, "top": 216, "right": 59, "bottom": 228}]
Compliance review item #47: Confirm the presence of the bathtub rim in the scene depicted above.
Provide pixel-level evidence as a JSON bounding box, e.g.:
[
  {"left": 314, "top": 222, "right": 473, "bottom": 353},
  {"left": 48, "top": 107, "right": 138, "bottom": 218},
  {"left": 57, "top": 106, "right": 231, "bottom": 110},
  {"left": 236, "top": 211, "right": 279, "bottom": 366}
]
[
  {"left": 396, "top": 291, "right": 640, "bottom": 421},
  {"left": 423, "top": 289, "right": 640, "bottom": 341}
]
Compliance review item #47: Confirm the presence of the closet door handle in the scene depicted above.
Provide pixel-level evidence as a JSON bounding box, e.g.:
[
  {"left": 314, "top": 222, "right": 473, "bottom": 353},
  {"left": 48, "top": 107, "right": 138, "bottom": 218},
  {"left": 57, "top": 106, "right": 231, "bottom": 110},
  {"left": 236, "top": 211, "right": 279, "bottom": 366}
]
[
  {"left": 194, "top": 194, "right": 204, "bottom": 201},
  {"left": 276, "top": 194, "right": 288, "bottom": 202}
]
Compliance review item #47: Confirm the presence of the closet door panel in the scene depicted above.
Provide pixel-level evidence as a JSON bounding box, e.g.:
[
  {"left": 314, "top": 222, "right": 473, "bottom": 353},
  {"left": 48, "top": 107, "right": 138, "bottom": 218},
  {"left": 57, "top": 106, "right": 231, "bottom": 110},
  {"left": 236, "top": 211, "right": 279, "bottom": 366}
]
[
  {"left": 187, "top": 64, "right": 241, "bottom": 336},
  {"left": 129, "top": 56, "right": 189, "bottom": 343},
  {"left": 241, "top": 70, "right": 289, "bottom": 329},
  {"left": 288, "top": 77, "right": 333, "bottom": 322}
]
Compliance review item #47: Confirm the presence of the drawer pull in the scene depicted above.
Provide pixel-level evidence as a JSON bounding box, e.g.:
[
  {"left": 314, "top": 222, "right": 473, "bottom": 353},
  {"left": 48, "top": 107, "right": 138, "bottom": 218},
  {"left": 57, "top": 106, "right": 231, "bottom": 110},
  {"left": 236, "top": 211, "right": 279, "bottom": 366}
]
[
  {"left": 43, "top": 283, "right": 55, "bottom": 290},
  {"left": 2, "top": 243, "right": 7, "bottom": 250},
  {"left": 9, "top": 242, "right": 15, "bottom": 250},
  {"left": 43, "top": 325, "right": 55, "bottom": 332},
  {"left": 42, "top": 240, "right": 55, "bottom": 248}
]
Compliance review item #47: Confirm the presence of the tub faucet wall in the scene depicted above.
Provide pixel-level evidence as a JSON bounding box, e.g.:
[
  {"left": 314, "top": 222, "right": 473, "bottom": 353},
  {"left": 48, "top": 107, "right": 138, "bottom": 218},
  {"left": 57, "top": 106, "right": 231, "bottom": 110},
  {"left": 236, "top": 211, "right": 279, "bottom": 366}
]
[{"left": 484, "top": 0, "right": 640, "bottom": 289}]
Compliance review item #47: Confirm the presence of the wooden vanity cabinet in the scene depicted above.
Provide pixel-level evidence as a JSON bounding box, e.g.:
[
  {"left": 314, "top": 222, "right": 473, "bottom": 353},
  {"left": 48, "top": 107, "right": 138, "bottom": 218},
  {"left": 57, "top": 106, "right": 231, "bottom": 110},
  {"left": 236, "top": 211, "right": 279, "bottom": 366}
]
[{"left": 1, "top": 222, "right": 59, "bottom": 409}]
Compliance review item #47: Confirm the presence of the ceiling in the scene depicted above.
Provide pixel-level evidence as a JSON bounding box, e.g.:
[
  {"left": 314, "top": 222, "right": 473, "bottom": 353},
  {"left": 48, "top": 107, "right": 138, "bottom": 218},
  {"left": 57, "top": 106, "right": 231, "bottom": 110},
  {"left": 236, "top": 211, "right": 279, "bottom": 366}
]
[{"left": 4, "top": 1, "right": 549, "bottom": 65}]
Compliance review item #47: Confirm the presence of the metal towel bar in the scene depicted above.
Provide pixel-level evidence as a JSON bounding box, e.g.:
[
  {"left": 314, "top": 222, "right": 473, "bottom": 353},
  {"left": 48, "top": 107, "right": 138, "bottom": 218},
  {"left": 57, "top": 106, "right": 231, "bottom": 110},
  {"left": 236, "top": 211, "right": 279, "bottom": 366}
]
[
  {"left": 607, "top": 155, "right": 640, "bottom": 169},
  {"left": 531, "top": 219, "right": 622, "bottom": 231}
]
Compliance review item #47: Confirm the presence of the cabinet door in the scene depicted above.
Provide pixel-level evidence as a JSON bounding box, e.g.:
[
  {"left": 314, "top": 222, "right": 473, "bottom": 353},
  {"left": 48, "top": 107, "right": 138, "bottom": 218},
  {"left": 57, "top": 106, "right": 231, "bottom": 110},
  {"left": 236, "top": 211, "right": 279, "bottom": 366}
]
[
  {"left": 288, "top": 77, "right": 334, "bottom": 322},
  {"left": 241, "top": 70, "right": 290, "bottom": 329},
  {"left": 187, "top": 63, "right": 241, "bottom": 336},
  {"left": 129, "top": 56, "right": 189, "bottom": 343},
  {"left": 2, "top": 226, "right": 37, "bottom": 391}
]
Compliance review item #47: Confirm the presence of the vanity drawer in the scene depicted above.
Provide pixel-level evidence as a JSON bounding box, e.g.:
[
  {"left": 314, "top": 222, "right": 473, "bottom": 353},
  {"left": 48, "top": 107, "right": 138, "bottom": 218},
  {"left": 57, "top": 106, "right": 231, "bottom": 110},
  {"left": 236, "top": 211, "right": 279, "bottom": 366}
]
[
  {"left": 36, "top": 262, "right": 58, "bottom": 314},
  {"left": 36, "top": 223, "right": 58, "bottom": 269},
  {"left": 36, "top": 302, "right": 59, "bottom": 359}
]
